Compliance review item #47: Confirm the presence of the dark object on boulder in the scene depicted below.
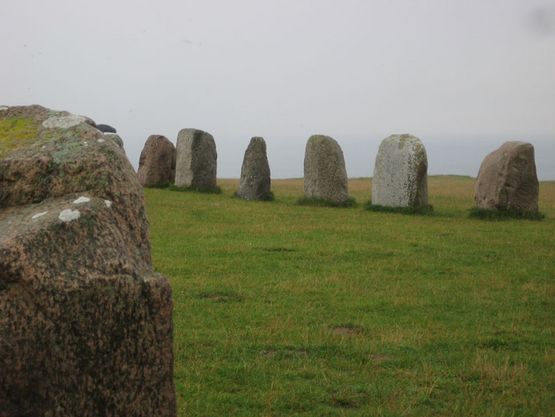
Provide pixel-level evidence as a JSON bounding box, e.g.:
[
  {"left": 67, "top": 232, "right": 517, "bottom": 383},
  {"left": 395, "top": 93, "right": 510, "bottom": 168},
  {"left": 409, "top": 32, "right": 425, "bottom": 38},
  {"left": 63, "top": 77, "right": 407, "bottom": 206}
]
[
  {"left": 137, "top": 135, "right": 176, "bottom": 187},
  {"left": 236, "top": 137, "right": 272, "bottom": 200},
  {"left": 96, "top": 123, "right": 117, "bottom": 133},
  {"left": 0, "top": 105, "right": 176, "bottom": 417},
  {"left": 474, "top": 141, "right": 539, "bottom": 215}
]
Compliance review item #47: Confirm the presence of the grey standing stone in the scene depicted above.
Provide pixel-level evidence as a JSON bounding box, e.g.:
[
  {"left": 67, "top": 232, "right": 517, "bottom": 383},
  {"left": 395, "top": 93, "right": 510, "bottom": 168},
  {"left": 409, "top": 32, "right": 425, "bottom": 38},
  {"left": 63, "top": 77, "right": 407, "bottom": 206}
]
[
  {"left": 372, "top": 134, "right": 428, "bottom": 209},
  {"left": 237, "top": 137, "right": 272, "bottom": 200},
  {"left": 175, "top": 129, "right": 217, "bottom": 190},
  {"left": 303, "top": 135, "right": 349, "bottom": 204},
  {"left": 137, "top": 135, "right": 176, "bottom": 187},
  {"left": 474, "top": 141, "right": 539, "bottom": 213}
]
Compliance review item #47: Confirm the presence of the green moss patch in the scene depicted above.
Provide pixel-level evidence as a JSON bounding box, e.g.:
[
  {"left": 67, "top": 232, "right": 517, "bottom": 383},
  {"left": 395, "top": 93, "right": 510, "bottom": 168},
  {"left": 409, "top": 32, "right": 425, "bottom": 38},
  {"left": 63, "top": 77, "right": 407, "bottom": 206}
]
[{"left": 0, "top": 117, "right": 40, "bottom": 159}]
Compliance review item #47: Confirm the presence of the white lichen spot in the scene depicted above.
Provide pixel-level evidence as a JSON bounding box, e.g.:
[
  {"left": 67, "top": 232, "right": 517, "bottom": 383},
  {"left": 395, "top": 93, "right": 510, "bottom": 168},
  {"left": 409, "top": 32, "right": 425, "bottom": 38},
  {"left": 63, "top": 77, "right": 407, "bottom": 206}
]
[
  {"left": 104, "top": 200, "right": 113, "bottom": 208},
  {"left": 83, "top": 141, "right": 88, "bottom": 146},
  {"left": 32, "top": 211, "right": 48, "bottom": 220},
  {"left": 72, "top": 196, "right": 91, "bottom": 204},
  {"left": 58, "top": 209, "right": 81, "bottom": 223},
  {"left": 42, "top": 114, "right": 87, "bottom": 129},
  {"left": 97, "top": 138, "right": 106, "bottom": 143}
]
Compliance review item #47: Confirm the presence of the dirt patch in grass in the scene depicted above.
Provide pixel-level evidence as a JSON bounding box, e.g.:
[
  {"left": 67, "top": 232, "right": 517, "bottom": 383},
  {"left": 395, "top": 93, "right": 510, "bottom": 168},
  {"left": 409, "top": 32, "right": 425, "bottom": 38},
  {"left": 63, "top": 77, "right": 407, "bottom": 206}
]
[
  {"left": 258, "top": 247, "right": 297, "bottom": 253},
  {"left": 331, "top": 324, "right": 364, "bottom": 335},
  {"left": 196, "top": 289, "right": 244, "bottom": 303}
]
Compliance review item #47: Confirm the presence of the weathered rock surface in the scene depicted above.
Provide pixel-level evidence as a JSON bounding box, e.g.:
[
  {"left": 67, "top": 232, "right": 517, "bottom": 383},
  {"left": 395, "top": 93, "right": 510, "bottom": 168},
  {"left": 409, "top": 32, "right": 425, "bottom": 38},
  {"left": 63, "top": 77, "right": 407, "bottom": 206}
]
[
  {"left": 236, "top": 137, "right": 272, "bottom": 200},
  {"left": 303, "top": 135, "right": 349, "bottom": 204},
  {"left": 104, "top": 132, "right": 124, "bottom": 149},
  {"left": 137, "top": 135, "right": 176, "bottom": 187},
  {"left": 474, "top": 141, "right": 539, "bottom": 213},
  {"left": 372, "top": 134, "right": 428, "bottom": 209},
  {"left": 0, "top": 105, "right": 175, "bottom": 417},
  {"left": 175, "top": 128, "right": 217, "bottom": 190},
  {"left": 96, "top": 123, "right": 117, "bottom": 133}
]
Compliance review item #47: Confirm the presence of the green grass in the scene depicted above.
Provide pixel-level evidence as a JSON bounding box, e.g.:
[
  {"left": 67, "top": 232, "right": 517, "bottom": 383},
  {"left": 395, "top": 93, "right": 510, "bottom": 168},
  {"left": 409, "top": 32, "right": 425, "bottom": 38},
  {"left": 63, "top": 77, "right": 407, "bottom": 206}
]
[{"left": 145, "top": 176, "right": 555, "bottom": 417}]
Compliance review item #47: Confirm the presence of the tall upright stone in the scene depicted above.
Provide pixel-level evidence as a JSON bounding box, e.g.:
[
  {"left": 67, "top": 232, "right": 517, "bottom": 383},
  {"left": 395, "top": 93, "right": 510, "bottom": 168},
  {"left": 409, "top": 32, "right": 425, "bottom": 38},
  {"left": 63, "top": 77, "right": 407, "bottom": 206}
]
[
  {"left": 237, "top": 137, "right": 272, "bottom": 200},
  {"left": 303, "top": 135, "right": 349, "bottom": 204},
  {"left": 372, "top": 134, "right": 428, "bottom": 209},
  {"left": 137, "top": 134, "right": 176, "bottom": 187},
  {"left": 175, "top": 128, "right": 217, "bottom": 191},
  {"left": 474, "top": 141, "right": 539, "bottom": 213},
  {"left": 0, "top": 105, "right": 175, "bottom": 417}
]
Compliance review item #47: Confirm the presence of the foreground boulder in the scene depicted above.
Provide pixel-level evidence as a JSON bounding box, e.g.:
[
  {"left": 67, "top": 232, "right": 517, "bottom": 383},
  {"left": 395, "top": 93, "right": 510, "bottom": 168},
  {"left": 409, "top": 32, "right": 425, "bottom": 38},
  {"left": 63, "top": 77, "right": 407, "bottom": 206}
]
[
  {"left": 372, "top": 134, "right": 428, "bottom": 209},
  {"left": 0, "top": 105, "right": 175, "bottom": 417},
  {"left": 137, "top": 134, "right": 176, "bottom": 187},
  {"left": 236, "top": 137, "right": 272, "bottom": 200},
  {"left": 475, "top": 141, "right": 539, "bottom": 213},
  {"left": 175, "top": 128, "right": 217, "bottom": 191},
  {"left": 303, "top": 135, "right": 349, "bottom": 205}
]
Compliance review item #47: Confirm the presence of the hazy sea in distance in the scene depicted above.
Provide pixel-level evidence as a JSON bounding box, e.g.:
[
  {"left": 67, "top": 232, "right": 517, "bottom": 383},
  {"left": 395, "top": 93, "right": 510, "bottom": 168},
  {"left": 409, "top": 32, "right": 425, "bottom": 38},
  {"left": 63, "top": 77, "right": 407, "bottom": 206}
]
[{"left": 127, "top": 134, "right": 555, "bottom": 181}]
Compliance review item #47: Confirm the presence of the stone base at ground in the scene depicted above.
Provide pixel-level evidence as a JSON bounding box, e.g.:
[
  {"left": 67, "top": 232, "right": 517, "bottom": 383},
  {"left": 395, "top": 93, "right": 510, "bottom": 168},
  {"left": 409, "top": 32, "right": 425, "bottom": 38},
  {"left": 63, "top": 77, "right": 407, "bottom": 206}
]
[
  {"left": 474, "top": 141, "right": 539, "bottom": 214},
  {"left": 174, "top": 128, "right": 217, "bottom": 190},
  {"left": 137, "top": 134, "right": 176, "bottom": 187},
  {"left": 237, "top": 137, "right": 272, "bottom": 200},
  {"left": 372, "top": 134, "right": 428, "bottom": 209},
  {"left": 303, "top": 135, "right": 349, "bottom": 204}
]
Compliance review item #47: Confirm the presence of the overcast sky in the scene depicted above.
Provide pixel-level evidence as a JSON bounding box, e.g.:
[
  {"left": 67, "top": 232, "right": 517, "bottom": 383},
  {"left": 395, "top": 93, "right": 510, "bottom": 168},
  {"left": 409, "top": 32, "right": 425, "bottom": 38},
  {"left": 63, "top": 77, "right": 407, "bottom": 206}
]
[{"left": 2, "top": 0, "right": 554, "bottom": 179}]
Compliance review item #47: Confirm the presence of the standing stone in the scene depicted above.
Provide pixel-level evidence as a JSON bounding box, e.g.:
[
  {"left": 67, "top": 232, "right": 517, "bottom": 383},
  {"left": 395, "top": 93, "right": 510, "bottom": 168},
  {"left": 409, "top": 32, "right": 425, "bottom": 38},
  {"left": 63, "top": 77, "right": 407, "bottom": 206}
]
[
  {"left": 474, "top": 141, "right": 539, "bottom": 213},
  {"left": 303, "top": 135, "right": 349, "bottom": 204},
  {"left": 137, "top": 135, "right": 176, "bottom": 187},
  {"left": 0, "top": 105, "right": 175, "bottom": 417},
  {"left": 175, "top": 128, "right": 217, "bottom": 190},
  {"left": 237, "top": 137, "right": 272, "bottom": 200},
  {"left": 372, "top": 134, "right": 428, "bottom": 209}
]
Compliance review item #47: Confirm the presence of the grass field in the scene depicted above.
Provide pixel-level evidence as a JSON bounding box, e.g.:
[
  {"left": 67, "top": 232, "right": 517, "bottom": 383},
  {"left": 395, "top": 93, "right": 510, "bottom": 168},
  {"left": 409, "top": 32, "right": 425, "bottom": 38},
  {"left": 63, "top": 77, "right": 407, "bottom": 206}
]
[{"left": 145, "top": 176, "right": 555, "bottom": 417}]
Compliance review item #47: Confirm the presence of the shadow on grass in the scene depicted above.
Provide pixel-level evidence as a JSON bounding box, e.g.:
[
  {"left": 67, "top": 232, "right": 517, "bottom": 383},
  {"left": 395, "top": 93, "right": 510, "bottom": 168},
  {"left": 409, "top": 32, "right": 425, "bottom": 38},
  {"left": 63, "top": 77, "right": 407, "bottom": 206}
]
[
  {"left": 364, "top": 202, "right": 434, "bottom": 215},
  {"left": 232, "top": 191, "right": 275, "bottom": 201},
  {"left": 169, "top": 185, "right": 222, "bottom": 194},
  {"left": 296, "top": 196, "right": 357, "bottom": 208},
  {"left": 143, "top": 183, "right": 173, "bottom": 189},
  {"left": 468, "top": 207, "right": 545, "bottom": 221}
]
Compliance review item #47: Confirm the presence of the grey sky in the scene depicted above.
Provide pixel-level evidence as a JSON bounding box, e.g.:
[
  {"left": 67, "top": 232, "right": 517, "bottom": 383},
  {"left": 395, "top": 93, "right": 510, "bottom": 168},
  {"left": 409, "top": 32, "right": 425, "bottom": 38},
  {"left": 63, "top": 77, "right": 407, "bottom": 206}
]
[{"left": 2, "top": 0, "right": 554, "bottom": 178}]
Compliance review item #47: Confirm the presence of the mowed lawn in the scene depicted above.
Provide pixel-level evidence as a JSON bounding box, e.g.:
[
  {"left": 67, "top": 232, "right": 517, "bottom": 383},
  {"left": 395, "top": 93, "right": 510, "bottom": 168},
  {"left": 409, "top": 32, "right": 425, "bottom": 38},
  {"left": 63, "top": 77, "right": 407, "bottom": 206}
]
[{"left": 145, "top": 176, "right": 555, "bottom": 417}]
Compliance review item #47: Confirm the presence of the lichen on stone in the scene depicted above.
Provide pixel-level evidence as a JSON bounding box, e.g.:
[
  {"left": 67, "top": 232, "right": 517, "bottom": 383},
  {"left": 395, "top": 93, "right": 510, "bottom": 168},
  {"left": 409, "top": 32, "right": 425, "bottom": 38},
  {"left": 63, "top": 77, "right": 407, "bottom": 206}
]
[
  {"left": 31, "top": 211, "right": 48, "bottom": 220},
  {"left": 72, "top": 196, "right": 91, "bottom": 205},
  {"left": 58, "top": 208, "right": 81, "bottom": 222},
  {"left": 42, "top": 115, "right": 87, "bottom": 130}
]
